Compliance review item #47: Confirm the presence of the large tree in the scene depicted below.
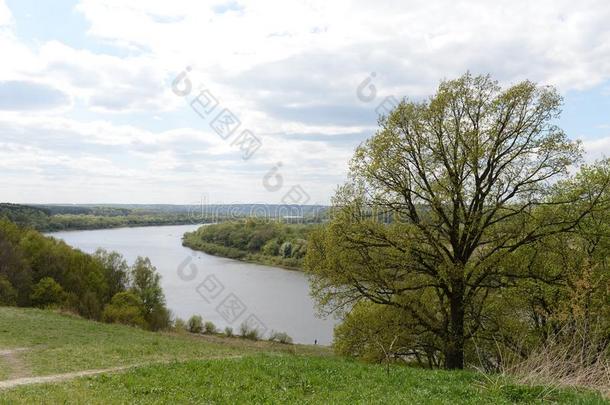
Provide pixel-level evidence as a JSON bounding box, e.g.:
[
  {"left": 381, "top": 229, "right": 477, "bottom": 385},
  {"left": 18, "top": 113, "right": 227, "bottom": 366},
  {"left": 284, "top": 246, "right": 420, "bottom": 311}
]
[{"left": 305, "top": 73, "right": 608, "bottom": 369}]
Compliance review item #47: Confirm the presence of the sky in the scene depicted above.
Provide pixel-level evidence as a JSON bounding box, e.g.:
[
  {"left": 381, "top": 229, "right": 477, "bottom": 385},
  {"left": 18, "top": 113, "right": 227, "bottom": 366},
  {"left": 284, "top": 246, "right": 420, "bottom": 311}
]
[{"left": 0, "top": 0, "right": 609, "bottom": 205}]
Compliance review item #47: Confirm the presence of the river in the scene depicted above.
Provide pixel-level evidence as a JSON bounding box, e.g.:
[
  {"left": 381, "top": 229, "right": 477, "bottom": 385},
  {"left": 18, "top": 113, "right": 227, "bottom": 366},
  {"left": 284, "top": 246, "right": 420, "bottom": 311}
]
[{"left": 50, "top": 224, "right": 336, "bottom": 345}]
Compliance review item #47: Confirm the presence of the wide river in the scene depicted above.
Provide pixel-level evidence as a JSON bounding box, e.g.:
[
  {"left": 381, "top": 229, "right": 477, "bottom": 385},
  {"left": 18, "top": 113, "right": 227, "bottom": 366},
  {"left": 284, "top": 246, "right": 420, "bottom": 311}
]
[{"left": 50, "top": 224, "right": 337, "bottom": 345}]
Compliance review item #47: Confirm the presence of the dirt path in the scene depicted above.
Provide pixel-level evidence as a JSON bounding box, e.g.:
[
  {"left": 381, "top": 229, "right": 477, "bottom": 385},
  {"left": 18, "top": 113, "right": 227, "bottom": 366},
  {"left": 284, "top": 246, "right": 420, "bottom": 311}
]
[
  {"left": 0, "top": 348, "right": 30, "bottom": 380},
  {"left": 0, "top": 354, "right": 243, "bottom": 390},
  {"left": 0, "top": 366, "right": 131, "bottom": 390}
]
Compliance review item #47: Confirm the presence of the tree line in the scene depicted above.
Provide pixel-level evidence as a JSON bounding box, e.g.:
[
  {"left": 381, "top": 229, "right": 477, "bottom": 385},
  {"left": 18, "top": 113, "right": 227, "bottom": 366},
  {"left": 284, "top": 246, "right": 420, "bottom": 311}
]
[
  {"left": 183, "top": 220, "right": 311, "bottom": 269},
  {"left": 0, "top": 203, "right": 200, "bottom": 232},
  {"left": 0, "top": 218, "right": 170, "bottom": 331}
]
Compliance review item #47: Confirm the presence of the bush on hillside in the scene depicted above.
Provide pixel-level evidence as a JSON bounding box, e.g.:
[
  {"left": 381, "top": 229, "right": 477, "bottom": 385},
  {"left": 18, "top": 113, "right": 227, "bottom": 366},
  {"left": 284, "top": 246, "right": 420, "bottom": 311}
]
[
  {"left": 188, "top": 315, "right": 203, "bottom": 333},
  {"left": 204, "top": 321, "right": 217, "bottom": 334},
  {"left": 30, "top": 277, "right": 65, "bottom": 307},
  {"left": 268, "top": 331, "right": 293, "bottom": 344},
  {"left": 0, "top": 275, "right": 17, "bottom": 306},
  {"left": 239, "top": 321, "right": 261, "bottom": 340},
  {"left": 173, "top": 317, "right": 187, "bottom": 332},
  {"left": 78, "top": 290, "right": 103, "bottom": 320},
  {"left": 102, "top": 291, "right": 146, "bottom": 328},
  {"left": 147, "top": 303, "right": 171, "bottom": 331}
]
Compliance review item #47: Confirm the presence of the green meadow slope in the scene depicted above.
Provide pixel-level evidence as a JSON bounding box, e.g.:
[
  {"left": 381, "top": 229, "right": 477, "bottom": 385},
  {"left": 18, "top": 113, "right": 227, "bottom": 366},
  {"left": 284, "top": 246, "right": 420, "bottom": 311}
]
[{"left": 0, "top": 307, "right": 605, "bottom": 404}]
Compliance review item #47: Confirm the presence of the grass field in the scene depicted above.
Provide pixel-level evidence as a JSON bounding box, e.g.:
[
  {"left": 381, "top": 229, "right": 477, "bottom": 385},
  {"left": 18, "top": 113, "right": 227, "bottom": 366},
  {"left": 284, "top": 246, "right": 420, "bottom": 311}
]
[
  {"left": 0, "top": 307, "right": 606, "bottom": 404},
  {"left": 0, "top": 307, "right": 328, "bottom": 377}
]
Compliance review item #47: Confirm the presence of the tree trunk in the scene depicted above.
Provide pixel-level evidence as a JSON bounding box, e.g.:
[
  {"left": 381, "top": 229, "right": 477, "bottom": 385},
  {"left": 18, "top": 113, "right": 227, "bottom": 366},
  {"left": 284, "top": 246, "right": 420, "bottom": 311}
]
[{"left": 445, "top": 285, "right": 465, "bottom": 369}]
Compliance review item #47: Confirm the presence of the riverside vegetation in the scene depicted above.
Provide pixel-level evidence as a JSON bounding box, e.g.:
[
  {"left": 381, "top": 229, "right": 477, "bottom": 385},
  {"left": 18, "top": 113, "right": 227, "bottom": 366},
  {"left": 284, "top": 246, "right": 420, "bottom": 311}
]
[
  {"left": 0, "top": 218, "right": 171, "bottom": 331},
  {"left": 182, "top": 220, "right": 312, "bottom": 269}
]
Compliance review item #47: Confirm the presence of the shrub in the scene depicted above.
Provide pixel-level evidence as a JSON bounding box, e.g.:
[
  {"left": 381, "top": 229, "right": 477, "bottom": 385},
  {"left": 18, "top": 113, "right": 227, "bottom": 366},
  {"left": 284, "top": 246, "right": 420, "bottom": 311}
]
[
  {"left": 239, "top": 321, "right": 261, "bottom": 340},
  {"left": 261, "top": 239, "right": 280, "bottom": 256},
  {"left": 188, "top": 315, "right": 203, "bottom": 333},
  {"left": 246, "top": 233, "right": 266, "bottom": 251},
  {"left": 0, "top": 276, "right": 17, "bottom": 306},
  {"left": 78, "top": 290, "right": 103, "bottom": 320},
  {"left": 173, "top": 317, "right": 187, "bottom": 332},
  {"left": 204, "top": 321, "right": 217, "bottom": 334},
  {"left": 268, "top": 331, "right": 293, "bottom": 344},
  {"left": 62, "top": 292, "right": 80, "bottom": 313},
  {"left": 291, "top": 239, "right": 308, "bottom": 259},
  {"left": 30, "top": 277, "right": 65, "bottom": 307},
  {"left": 147, "top": 304, "right": 171, "bottom": 331},
  {"left": 279, "top": 241, "right": 293, "bottom": 258},
  {"left": 224, "top": 326, "right": 234, "bottom": 337},
  {"left": 102, "top": 291, "right": 146, "bottom": 328}
]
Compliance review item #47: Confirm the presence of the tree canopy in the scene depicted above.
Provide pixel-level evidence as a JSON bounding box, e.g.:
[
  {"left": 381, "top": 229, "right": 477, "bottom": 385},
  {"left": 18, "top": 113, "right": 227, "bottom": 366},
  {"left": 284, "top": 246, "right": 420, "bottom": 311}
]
[
  {"left": 305, "top": 73, "right": 609, "bottom": 369},
  {"left": 0, "top": 218, "right": 171, "bottom": 331}
]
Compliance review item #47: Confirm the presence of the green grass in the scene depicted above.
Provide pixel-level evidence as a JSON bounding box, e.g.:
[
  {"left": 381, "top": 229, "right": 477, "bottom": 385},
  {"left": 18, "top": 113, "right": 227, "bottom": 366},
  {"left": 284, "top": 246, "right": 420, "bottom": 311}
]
[
  {"left": 0, "top": 307, "right": 606, "bottom": 404},
  {"left": 0, "top": 365, "right": 9, "bottom": 381},
  {"left": 0, "top": 307, "right": 328, "bottom": 377},
  {"left": 1, "top": 355, "right": 606, "bottom": 404}
]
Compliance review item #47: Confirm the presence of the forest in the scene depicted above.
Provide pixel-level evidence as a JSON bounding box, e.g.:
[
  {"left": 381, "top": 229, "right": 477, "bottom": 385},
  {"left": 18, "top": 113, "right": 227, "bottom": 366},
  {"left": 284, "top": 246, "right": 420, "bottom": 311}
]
[
  {"left": 0, "top": 218, "right": 170, "bottom": 331},
  {"left": 0, "top": 203, "right": 198, "bottom": 232}
]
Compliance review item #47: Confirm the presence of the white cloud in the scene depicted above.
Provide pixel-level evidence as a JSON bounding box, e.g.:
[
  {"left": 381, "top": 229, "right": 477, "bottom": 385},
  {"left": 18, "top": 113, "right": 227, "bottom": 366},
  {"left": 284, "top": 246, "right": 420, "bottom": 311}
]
[
  {"left": 37, "top": 41, "right": 179, "bottom": 113},
  {"left": 69, "top": 0, "right": 610, "bottom": 137},
  {"left": 2, "top": 0, "right": 610, "bottom": 203},
  {"left": 0, "top": 80, "right": 70, "bottom": 111},
  {"left": 74, "top": 0, "right": 610, "bottom": 90},
  {"left": 0, "top": 0, "right": 12, "bottom": 27},
  {"left": 0, "top": 113, "right": 348, "bottom": 203},
  {"left": 0, "top": 29, "right": 177, "bottom": 113},
  {"left": 582, "top": 136, "right": 610, "bottom": 162}
]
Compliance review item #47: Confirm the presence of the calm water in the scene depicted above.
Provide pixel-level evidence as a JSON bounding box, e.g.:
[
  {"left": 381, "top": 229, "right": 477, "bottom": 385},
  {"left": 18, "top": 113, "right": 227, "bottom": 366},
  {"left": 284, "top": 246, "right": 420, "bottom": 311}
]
[{"left": 50, "top": 225, "right": 336, "bottom": 345}]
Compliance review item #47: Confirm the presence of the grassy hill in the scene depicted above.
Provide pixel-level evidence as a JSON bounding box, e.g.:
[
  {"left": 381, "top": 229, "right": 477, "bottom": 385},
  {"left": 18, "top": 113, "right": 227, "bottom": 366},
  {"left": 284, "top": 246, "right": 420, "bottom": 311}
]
[{"left": 0, "top": 307, "right": 605, "bottom": 404}]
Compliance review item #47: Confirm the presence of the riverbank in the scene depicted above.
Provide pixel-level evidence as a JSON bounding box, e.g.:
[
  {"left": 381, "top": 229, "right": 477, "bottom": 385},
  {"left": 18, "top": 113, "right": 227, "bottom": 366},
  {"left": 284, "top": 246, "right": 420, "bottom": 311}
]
[
  {"left": 181, "top": 239, "right": 303, "bottom": 271},
  {"left": 182, "top": 221, "right": 312, "bottom": 271}
]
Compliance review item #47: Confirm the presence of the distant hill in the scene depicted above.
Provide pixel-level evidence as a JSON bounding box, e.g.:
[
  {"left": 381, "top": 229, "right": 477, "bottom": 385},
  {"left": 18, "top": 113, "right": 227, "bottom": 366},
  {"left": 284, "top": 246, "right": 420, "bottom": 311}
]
[
  {"left": 0, "top": 203, "right": 51, "bottom": 229},
  {"left": 32, "top": 203, "right": 328, "bottom": 217},
  {"left": 0, "top": 203, "right": 328, "bottom": 232}
]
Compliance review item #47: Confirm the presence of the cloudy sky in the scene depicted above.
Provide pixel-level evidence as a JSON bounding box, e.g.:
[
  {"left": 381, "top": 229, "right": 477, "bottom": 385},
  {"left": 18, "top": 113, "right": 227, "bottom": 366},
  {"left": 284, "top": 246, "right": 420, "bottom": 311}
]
[{"left": 0, "top": 0, "right": 609, "bottom": 205}]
